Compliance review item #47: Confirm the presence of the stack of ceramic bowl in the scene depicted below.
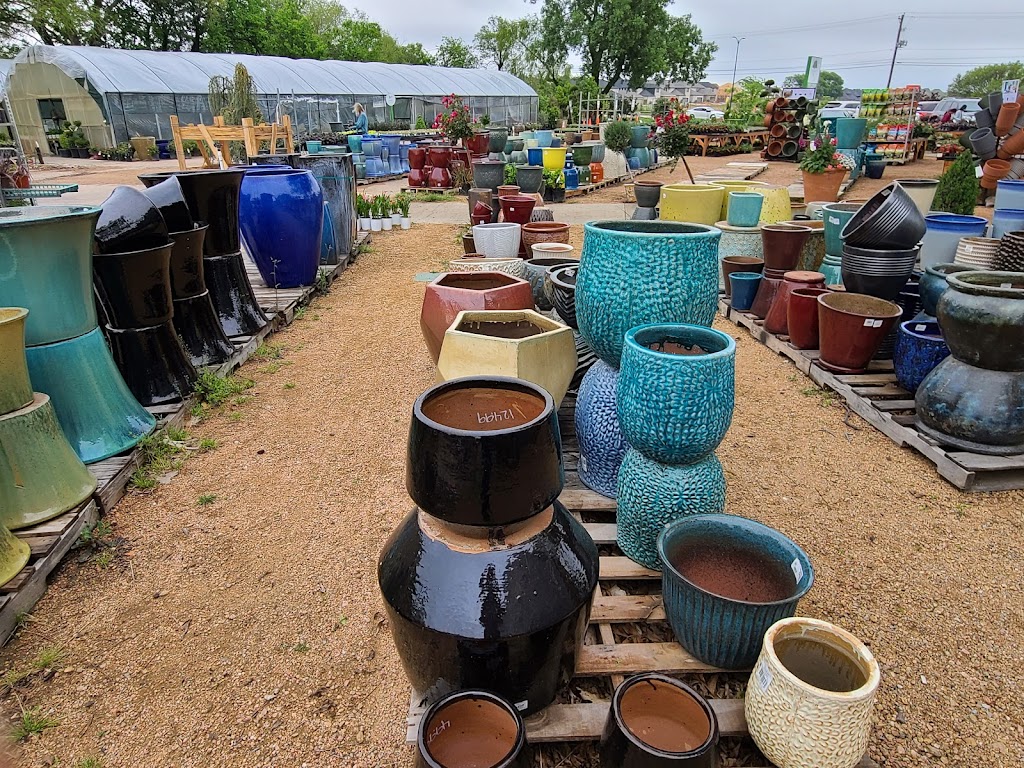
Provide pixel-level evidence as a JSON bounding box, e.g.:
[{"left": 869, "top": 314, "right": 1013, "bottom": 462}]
[
  {"left": 996, "top": 231, "right": 1024, "bottom": 271},
  {"left": 821, "top": 202, "right": 861, "bottom": 285},
  {"left": 841, "top": 246, "right": 920, "bottom": 301},
  {"left": 954, "top": 236, "right": 1001, "bottom": 269}
]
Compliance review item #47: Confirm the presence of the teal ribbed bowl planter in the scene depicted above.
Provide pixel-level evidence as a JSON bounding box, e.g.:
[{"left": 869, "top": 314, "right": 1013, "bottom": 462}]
[
  {"left": 0, "top": 206, "right": 101, "bottom": 346},
  {"left": 617, "top": 449, "right": 726, "bottom": 569},
  {"left": 26, "top": 327, "right": 156, "bottom": 463},
  {"left": 658, "top": 513, "right": 814, "bottom": 669},
  {"left": 577, "top": 221, "right": 722, "bottom": 367},
  {"left": 618, "top": 324, "right": 735, "bottom": 465}
]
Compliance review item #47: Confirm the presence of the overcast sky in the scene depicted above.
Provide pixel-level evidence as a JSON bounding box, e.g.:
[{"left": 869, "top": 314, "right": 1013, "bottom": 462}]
[{"left": 348, "top": 0, "right": 1024, "bottom": 91}]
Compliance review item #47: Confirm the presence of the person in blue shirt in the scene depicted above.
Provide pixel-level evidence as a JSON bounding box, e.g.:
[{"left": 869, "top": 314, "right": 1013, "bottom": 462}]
[{"left": 353, "top": 103, "right": 368, "bottom": 134}]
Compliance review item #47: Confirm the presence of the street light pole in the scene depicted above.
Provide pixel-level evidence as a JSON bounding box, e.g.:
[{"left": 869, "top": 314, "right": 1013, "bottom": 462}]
[{"left": 726, "top": 36, "right": 745, "bottom": 116}]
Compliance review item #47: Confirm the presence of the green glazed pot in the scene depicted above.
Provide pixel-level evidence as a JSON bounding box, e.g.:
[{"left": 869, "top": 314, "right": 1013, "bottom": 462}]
[
  {"left": 0, "top": 308, "right": 33, "bottom": 415},
  {"left": 25, "top": 327, "right": 155, "bottom": 463},
  {"left": 0, "top": 524, "right": 30, "bottom": 588},
  {"left": 572, "top": 144, "right": 593, "bottom": 166},
  {"left": 0, "top": 206, "right": 101, "bottom": 346},
  {"left": 0, "top": 393, "right": 97, "bottom": 530}
]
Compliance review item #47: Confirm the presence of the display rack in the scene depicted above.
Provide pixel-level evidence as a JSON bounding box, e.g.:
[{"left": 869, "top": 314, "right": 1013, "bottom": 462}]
[{"left": 860, "top": 87, "right": 921, "bottom": 165}]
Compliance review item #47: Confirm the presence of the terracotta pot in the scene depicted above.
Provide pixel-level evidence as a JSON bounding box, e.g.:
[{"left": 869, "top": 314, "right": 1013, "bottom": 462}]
[
  {"left": 420, "top": 272, "right": 534, "bottom": 363},
  {"left": 766, "top": 141, "right": 783, "bottom": 157},
  {"left": 416, "top": 690, "right": 529, "bottom": 768},
  {"left": 770, "top": 123, "right": 787, "bottom": 139},
  {"left": 996, "top": 127, "right": 1024, "bottom": 159},
  {"left": 764, "top": 270, "right": 826, "bottom": 335},
  {"left": 763, "top": 114, "right": 773, "bottom": 128},
  {"left": 996, "top": 102, "right": 1021, "bottom": 137},
  {"left": 981, "top": 159, "right": 1012, "bottom": 190},
  {"left": 817, "top": 292, "right": 903, "bottom": 373},
  {"left": 781, "top": 219, "right": 826, "bottom": 271},
  {"left": 498, "top": 184, "right": 520, "bottom": 198},
  {"left": 464, "top": 132, "right": 491, "bottom": 156},
  {"left": 761, "top": 224, "right": 812, "bottom": 274},
  {"left": 801, "top": 169, "right": 846, "bottom": 204},
  {"left": 787, "top": 287, "right": 832, "bottom": 349},
  {"left": 521, "top": 221, "right": 570, "bottom": 250},
  {"left": 721, "top": 256, "right": 764, "bottom": 299}
]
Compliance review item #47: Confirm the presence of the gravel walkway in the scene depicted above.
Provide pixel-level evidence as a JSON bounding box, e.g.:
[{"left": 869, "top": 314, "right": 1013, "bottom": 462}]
[{"left": 1, "top": 223, "right": 1022, "bottom": 768}]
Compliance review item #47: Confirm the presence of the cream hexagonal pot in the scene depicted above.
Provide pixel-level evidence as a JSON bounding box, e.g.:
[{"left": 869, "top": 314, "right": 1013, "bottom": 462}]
[{"left": 437, "top": 309, "right": 577, "bottom": 404}]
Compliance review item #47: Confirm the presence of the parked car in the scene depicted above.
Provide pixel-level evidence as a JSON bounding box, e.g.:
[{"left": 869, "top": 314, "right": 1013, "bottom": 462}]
[
  {"left": 686, "top": 106, "right": 725, "bottom": 119},
  {"left": 925, "top": 97, "right": 982, "bottom": 123},
  {"left": 818, "top": 101, "right": 861, "bottom": 119},
  {"left": 916, "top": 100, "right": 939, "bottom": 120}
]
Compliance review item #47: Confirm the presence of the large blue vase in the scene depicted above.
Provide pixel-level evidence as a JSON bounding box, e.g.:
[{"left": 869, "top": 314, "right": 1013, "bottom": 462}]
[
  {"left": 894, "top": 320, "right": 949, "bottom": 393},
  {"left": 577, "top": 221, "right": 722, "bottom": 367},
  {"left": 239, "top": 169, "right": 324, "bottom": 288},
  {"left": 574, "top": 361, "right": 627, "bottom": 497}
]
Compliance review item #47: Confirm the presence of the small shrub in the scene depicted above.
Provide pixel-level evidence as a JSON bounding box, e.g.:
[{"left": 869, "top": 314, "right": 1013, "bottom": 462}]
[
  {"left": 193, "top": 370, "right": 254, "bottom": 406},
  {"left": 12, "top": 707, "right": 60, "bottom": 740},
  {"left": 932, "top": 149, "right": 980, "bottom": 215}
]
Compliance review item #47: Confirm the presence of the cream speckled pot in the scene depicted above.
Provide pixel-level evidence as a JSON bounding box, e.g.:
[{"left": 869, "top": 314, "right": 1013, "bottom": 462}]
[
  {"left": 745, "top": 617, "right": 880, "bottom": 768},
  {"left": 715, "top": 221, "right": 764, "bottom": 291}
]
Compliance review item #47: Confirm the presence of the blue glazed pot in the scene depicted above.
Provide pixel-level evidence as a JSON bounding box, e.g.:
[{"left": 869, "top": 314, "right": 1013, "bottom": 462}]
[
  {"left": 618, "top": 324, "right": 735, "bottom": 465},
  {"left": 658, "top": 513, "right": 814, "bottom": 669},
  {"left": 630, "top": 125, "right": 651, "bottom": 149},
  {"left": 527, "top": 147, "right": 543, "bottom": 166},
  {"left": 362, "top": 137, "right": 381, "bottom": 157},
  {"left": 992, "top": 208, "right": 1024, "bottom": 239},
  {"left": 575, "top": 361, "right": 628, "bottom": 498},
  {"left": 730, "top": 272, "right": 762, "bottom": 311},
  {"left": 920, "top": 214, "right": 989, "bottom": 271},
  {"left": 919, "top": 263, "right": 976, "bottom": 317},
  {"left": 25, "top": 327, "right": 155, "bottom": 463},
  {"left": 239, "top": 169, "right": 324, "bottom": 288},
  {"left": 535, "top": 130, "right": 554, "bottom": 148},
  {"left": 995, "top": 179, "right": 1024, "bottom": 211},
  {"left": 347, "top": 134, "right": 363, "bottom": 153},
  {"left": 727, "top": 192, "right": 764, "bottom": 228},
  {"left": 577, "top": 221, "right": 722, "bottom": 367},
  {"left": 894, "top": 320, "right": 949, "bottom": 393},
  {"left": 617, "top": 450, "right": 726, "bottom": 570}
]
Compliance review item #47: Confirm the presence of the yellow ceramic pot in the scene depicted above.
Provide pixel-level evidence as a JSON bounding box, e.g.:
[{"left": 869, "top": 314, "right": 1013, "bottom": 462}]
[
  {"left": 659, "top": 184, "right": 725, "bottom": 225},
  {"left": 0, "top": 308, "right": 34, "bottom": 416},
  {"left": 758, "top": 185, "right": 794, "bottom": 224},
  {"left": 437, "top": 309, "right": 577, "bottom": 404},
  {"left": 542, "top": 147, "right": 567, "bottom": 173},
  {"left": 714, "top": 180, "right": 771, "bottom": 220}
]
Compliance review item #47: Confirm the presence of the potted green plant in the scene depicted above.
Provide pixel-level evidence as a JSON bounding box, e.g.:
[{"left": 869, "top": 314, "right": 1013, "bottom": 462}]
[
  {"left": 932, "top": 149, "right": 981, "bottom": 215},
  {"left": 543, "top": 169, "right": 565, "bottom": 203},
  {"left": 370, "top": 195, "right": 383, "bottom": 232},
  {"left": 379, "top": 195, "right": 393, "bottom": 230},
  {"left": 357, "top": 196, "right": 372, "bottom": 231},
  {"left": 396, "top": 192, "right": 412, "bottom": 229},
  {"left": 799, "top": 128, "right": 847, "bottom": 203},
  {"left": 604, "top": 120, "right": 633, "bottom": 179},
  {"left": 432, "top": 94, "right": 478, "bottom": 146},
  {"left": 146, "top": 145, "right": 159, "bottom": 160},
  {"left": 653, "top": 107, "right": 692, "bottom": 169},
  {"left": 390, "top": 194, "right": 403, "bottom": 226}
]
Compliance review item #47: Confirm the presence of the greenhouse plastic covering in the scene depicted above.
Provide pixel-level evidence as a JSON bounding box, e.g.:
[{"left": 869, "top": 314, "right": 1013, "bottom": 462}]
[
  {"left": 10, "top": 45, "right": 537, "bottom": 143},
  {"left": 0, "top": 61, "right": 11, "bottom": 99}
]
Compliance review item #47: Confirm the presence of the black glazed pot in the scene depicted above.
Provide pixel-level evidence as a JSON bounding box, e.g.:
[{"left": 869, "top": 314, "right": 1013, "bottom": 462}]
[
  {"left": 106, "top": 322, "right": 198, "bottom": 405},
  {"left": 203, "top": 253, "right": 269, "bottom": 337},
  {"left": 416, "top": 690, "right": 530, "bottom": 768},
  {"left": 378, "top": 501, "right": 599, "bottom": 715},
  {"left": 407, "top": 377, "right": 563, "bottom": 527},
  {"left": 140, "top": 175, "right": 194, "bottom": 233},
  {"left": 94, "top": 186, "right": 170, "bottom": 254},
  {"left": 92, "top": 241, "right": 175, "bottom": 329},
  {"left": 549, "top": 265, "right": 579, "bottom": 329},
  {"left": 600, "top": 674, "right": 719, "bottom": 767},
  {"left": 138, "top": 169, "right": 246, "bottom": 257},
  {"left": 840, "top": 183, "right": 925, "bottom": 250},
  {"left": 168, "top": 224, "right": 208, "bottom": 300},
  {"left": 173, "top": 291, "right": 236, "bottom": 367}
]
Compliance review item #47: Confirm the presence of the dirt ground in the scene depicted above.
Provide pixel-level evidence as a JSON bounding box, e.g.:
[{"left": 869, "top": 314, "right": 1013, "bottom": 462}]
[{"left": 2, "top": 160, "right": 1022, "bottom": 767}]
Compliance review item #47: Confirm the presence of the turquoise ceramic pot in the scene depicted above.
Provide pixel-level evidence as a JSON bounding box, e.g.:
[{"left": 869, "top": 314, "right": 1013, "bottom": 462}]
[
  {"left": 535, "top": 130, "right": 554, "bottom": 147},
  {"left": 577, "top": 221, "right": 722, "bottom": 367},
  {"left": 574, "top": 360, "right": 628, "bottom": 498},
  {"left": 591, "top": 144, "right": 606, "bottom": 163},
  {"left": 25, "top": 327, "right": 156, "bottom": 463},
  {"left": 617, "top": 449, "right": 726, "bottom": 569},
  {"left": 835, "top": 118, "right": 867, "bottom": 149},
  {"left": 658, "top": 513, "right": 814, "bottom": 669},
  {"left": 347, "top": 134, "right": 362, "bottom": 153},
  {"left": 0, "top": 206, "right": 101, "bottom": 346},
  {"left": 630, "top": 125, "right": 650, "bottom": 148},
  {"left": 822, "top": 202, "right": 860, "bottom": 257},
  {"left": 618, "top": 324, "right": 735, "bottom": 465},
  {"left": 727, "top": 192, "right": 764, "bottom": 228}
]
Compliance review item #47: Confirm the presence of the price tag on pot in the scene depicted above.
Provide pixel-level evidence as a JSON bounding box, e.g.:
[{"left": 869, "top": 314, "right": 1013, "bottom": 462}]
[
  {"left": 1002, "top": 283, "right": 1013, "bottom": 289},
  {"left": 863, "top": 318, "right": 883, "bottom": 327},
  {"left": 915, "top": 324, "right": 928, "bottom": 332},
  {"left": 755, "top": 660, "right": 773, "bottom": 691},
  {"left": 791, "top": 558, "right": 804, "bottom": 583},
  {"left": 515, "top": 700, "right": 529, "bottom": 712}
]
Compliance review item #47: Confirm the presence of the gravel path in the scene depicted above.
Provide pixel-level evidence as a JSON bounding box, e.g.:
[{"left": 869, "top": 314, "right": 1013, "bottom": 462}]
[{"left": 2, "top": 223, "right": 1022, "bottom": 767}]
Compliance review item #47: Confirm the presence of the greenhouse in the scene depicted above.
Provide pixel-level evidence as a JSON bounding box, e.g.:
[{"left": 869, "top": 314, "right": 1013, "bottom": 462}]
[{"left": 2, "top": 45, "right": 538, "bottom": 152}]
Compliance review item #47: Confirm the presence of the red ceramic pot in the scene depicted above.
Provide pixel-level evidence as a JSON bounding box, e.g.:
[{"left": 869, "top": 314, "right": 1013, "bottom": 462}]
[
  {"left": 498, "top": 185, "right": 521, "bottom": 198},
  {"left": 817, "top": 292, "right": 903, "bottom": 373},
  {"left": 429, "top": 165, "right": 452, "bottom": 188},
  {"left": 764, "top": 270, "right": 826, "bottom": 335},
  {"left": 420, "top": 272, "right": 534, "bottom": 362},
  {"left": 427, "top": 146, "right": 452, "bottom": 168},
  {"left": 464, "top": 133, "right": 491, "bottom": 156},
  {"left": 787, "top": 288, "right": 832, "bottom": 350},
  {"left": 590, "top": 163, "right": 604, "bottom": 183},
  {"left": 749, "top": 274, "right": 783, "bottom": 319},
  {"left": 721, "top": 256, "right": 765, "bottom": 299},
  {"left": 499, "top": 195, "right": 537, "bottom": 226},
  {"left": 762, "top": 224, "right": 812, "bottom": 273},
  {"left": 408, "top": 148, "right": 426, "bottom": 170},
  {"left": 407, "top": 169, "right": 427, "bottom": 187}
]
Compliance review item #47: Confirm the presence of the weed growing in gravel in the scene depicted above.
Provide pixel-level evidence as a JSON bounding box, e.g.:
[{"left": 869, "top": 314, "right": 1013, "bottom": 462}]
[
  {"left": 800, "top": 385, "right": 835, "bottom": 407},
  {"left": 198, "top": 438, "right": 217, "bottom": 452},
  {"left": 11, "top": 707, "right": 60, "bottom": 740},
  {"left": 193, "top": 370, "right": 254, "bottom": 407},
  {"left": 314, "top": 271, "right": 330, "bottom": 294},
  {"left": 228, "top": 412, "right": 244, "bottom": 423},
  {"left": 31, "top": 646, "right": 67, "bottom": 670},
  {"left": 294, "top": 306, "right": 308, "bottom": 320},
  {"left": 252, "top": 342, "right": 285, "bottom": 361},
  {"left": 259, "top": 360, "right": 292, "bottom": 375},
  {"left": 94, "top": 550, "right": 115, "bottom": 569},
  {"left": 129, "top": 431, "right": 189, "bottom": 490},
  {"left": 197, "top": 494, "right": 217, "bottom": 506},
  {"left": 79, "top": 521, "right": 112, "bottom": 547},
  {"left": 283, "top": 382, "right": 296, "bottom": 390},
  {"left": 78, "top": 758, "right": 103, "bottom": 768}
]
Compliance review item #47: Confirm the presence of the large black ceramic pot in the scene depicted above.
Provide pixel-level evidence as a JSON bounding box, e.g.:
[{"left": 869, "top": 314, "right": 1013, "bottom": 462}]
[
  {"left": 168, "top": 225, "right": 235, "bottom": 366},
  {"left": 92, "top": 242, "right": 175, "bottom": 329},
  {"left": 106, "top": 323, "right": 198, "bottom": 406},
  {"left": 140, "top": 175, "right": 194, "bottom": 233},
  {"left": 406, "top": 377, "right": 563, "bottom": 527},
  {"left": 416, "top": 690, "right": 530, "bottom": 768},
  {"left": 93, "top": 186, "right": 170, "bottom": 255},
  {"left": 600, "top": 674, "right": 719, "bottom": 767},
  {"left": 139, "top": 169, "right": 268, "bottom": 337},
  {"left": 916, "top": 271, "right": 1024, "bottom": 454}
]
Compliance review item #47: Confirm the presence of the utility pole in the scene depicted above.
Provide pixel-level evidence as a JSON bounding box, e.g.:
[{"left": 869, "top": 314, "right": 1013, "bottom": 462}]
[
  {"left": 726, "top": 37, "right": 744, "bottom": 116},
  {"left": 886, "top": 14, "right": 906, "bottom": 88}
]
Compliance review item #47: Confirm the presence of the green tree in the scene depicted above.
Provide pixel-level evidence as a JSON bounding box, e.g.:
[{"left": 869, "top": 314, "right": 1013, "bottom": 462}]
[
  {"left": 474, "top": 16, "right": 530, "bottom": 74},
  {"left": 725, "top": 76, "right": 768, "bottom": 125},
  {"left": 204, "top": 0, "right": 326, "bottom": 58},
  {"left": 435, "top": 36, "right": 478, "bottom": 68},
  {"left": 784, "top": 70, "right": 844, "bottom": 100},
  {"left": 523, "top": 7, "right": 567, "bottom": 84},
  {"left": 948, "top": 62, "right": 1024, "bottom": 97}
]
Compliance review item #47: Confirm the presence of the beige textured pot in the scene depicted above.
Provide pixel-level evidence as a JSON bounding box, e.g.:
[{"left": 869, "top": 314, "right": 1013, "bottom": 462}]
[
  {"left": 448, "top": 255, "right": 527, "bottom": 280},
  {"left": 745, "top": 617, "right": 880, "bottom": 768},
  {"left": 0, "top": 308, "right": 34, "bottom": 415},
  {"left": 437, "top": 309, "right": 577, "bottom": 404}
]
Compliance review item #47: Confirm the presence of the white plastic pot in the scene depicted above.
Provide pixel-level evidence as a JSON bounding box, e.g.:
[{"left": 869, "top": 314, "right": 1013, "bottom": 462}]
[
  {"left": 370, "top": 218, "right": 382, "bottom": 232},
  {"left": 401, "top": 217, "right": 411, "bottom": 230},
  {"left": 392, "top": 213, "right": 402, "bottom": 225},
  {"left": 359, "top": 217, "right": 371, "bottom": 231},
  {"left": 382, "top": 218, "right": 393, "bottom": 231}
]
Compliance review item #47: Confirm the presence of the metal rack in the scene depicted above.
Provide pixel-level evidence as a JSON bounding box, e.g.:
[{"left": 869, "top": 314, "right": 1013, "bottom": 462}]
[{"left": 860, "top": 87, "right": 920, "bottom": 165}]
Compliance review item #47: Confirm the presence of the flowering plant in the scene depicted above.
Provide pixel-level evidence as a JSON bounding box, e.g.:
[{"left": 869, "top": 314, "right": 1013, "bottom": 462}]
[
  {"left": 652, "top": 102, "right": 691, "bottom": 167},
  {"left": 799, "top": 129, "right": 847, "bottom": 174},
  {"left": 433, "top": 94, "right": 477, "bottom": 143}
]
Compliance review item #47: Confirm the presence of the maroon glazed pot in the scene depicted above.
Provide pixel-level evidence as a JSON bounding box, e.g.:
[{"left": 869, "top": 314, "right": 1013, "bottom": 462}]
[
  {"left": 721, "top": 256, "right": 765, "bottom": 299},
  {"left": 763, "top": 270, "right": 826, "bottom": 335},
  {"left": 787, "top": 287, "right": 832, "bottom": 349},
  {"left": 499, "top": 195, "right": 537, "bottom": 226},
  {"left": 817, "top": 292, "right": 903, "bottom": 373},
  {"left": 748, "top": 274, "right": 783, "bottom": 319},
  {"left": 761, "top": 224, "right": 812, "bottom": 273}
]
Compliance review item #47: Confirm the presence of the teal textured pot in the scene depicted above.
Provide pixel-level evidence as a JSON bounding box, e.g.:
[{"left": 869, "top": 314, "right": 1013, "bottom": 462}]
[
  {"left": 590, "top": 143, "right": 606, "bottom": 163},
  {"left": 617, "top": 449, "right": 726, "bottom": 570},
  {"left": 822, "top": 202, "right": 859, "bottom": 257},
  {"left": 835, "top": 118, "right": 867, "bottom": 149},
  {"left": 617, "top": 324, "right": 735, "bottom": 465},
  {"left": 0, "top": 206, "right": 101, "bottom": 346},
  {"left": 25, "top": 327, "right": 156, "bottom": 463},
  {"left": 727, "top": 192, "right": 764, "bottom": 228},
  {"left": 658, "top": 513, "right": 814, "bottom": 669},
  {"left": 630, "top": 125, "right": 651, "bottom": 148},
  {"left": 577, "top": 222, "right": 722, "bottom": 367}
]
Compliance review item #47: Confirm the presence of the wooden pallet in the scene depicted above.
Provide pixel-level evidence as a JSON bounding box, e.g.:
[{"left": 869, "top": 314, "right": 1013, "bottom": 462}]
[
  {"left": 564, "top": 160, "right": 673, "bottom": 199},
  {"left": 357, "top": 172, "right": 406, "bottom": 186},
  {"left": 719, "top": 298, "right": 1024, "bottom": 492},
  {"left": 694, "top": 162, "right": 769, "bottom": 184}
]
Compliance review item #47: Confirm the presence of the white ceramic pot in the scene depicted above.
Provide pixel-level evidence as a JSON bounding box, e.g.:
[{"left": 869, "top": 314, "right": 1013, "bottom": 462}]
[
  {"left": 401, "top": 217, "right": 411, "bottom": 230},
  {"left": 392, "top": 213, "right": 402, "bottom": 225},
  {"left": 382, "top": 218, "right": 393, "bottom": 231},
  {"left": 530, "top": 242, "right": 576, "bottom": 259},
  {"left": 359, "top": 217, "right": 372, "bottom": 231},
  {"left": 745, "top": 617, "right": 880, "bottom": 768},
  {"left": 472, "top": 223, "right": 521, "bottom": 259},
  {"left": 448, "top": 256, "right": 527, "bottom": 280},
  {"left": 370, "top": 218, "right": 382, "bottom": 232}
]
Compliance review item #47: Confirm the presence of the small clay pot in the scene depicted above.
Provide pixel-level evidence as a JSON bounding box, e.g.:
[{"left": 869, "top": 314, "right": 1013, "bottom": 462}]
[
  {"left": 817, "top": 292, "right": 903, "bottom": 373},
  {"left": 996, "top": 102, "right": 1021, "bottom": 137},
  {"left": 416, "top": 690, "right": 529, "bottom": 768},
  {"left": 764, "top": 271, "right": 826, "bottom": 335},
  {"left": 521, "top": 221, "right": 570, "bottom": 251}
]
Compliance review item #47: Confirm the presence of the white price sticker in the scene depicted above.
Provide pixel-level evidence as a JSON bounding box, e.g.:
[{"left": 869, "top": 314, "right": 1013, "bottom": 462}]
[
  {"left": 915, "top": 324, "right": 927, "bottom": 331},
  {"left": 515, "top": 700, "right": 529, "bottom": 712},
  {"left": 791, "top": 558, "right": 804, "bottom": 583},
  {"left": 1002, "top": 283, "right": 1013, "bottom": 289},
  {"left": 755, "top": 660, "right": 773, "bottom": 691}
]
